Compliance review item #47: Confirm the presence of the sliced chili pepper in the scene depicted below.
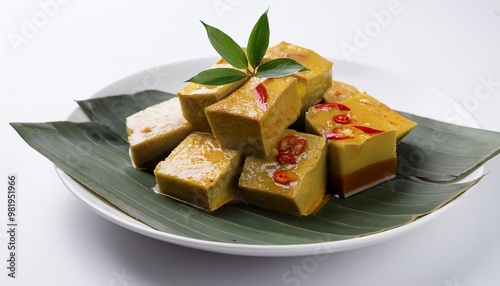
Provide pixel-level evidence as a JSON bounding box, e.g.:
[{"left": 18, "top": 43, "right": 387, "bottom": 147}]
[
  {"left": 353, "top": 125, "right": 383, "bottom": 134},
  {"left": 276, "top": 152, "right": 297, "bottom": 165},
  {"left": 313, "top": 102, "right": 351, "bottom": 111},
  {"left": 333, "top": 114, "right": 351, "bottom": 124},
  {"left": 273, "top": 171, "right": 291, "bottom": 185},
  {"left": 324, "top": 128, "right": 353, "bottom": 140},
  {"left": 273, "top": 171, "right": 298, "bottom": 185},
  {"left": 254, "top": 83, "right": 268, "bottom": 110},
  {"left": 278, "top": 135, "right": 298, "bottom": 153},
  {"left": 291, "top": 138, "right": 307, "bottom": 155}
]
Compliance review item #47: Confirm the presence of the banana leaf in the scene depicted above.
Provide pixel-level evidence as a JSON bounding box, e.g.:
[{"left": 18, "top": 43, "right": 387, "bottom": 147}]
[
  {"left": 11, "top": 90, "right": 500, "bottom": 245},
  {"left": 76, "top": 90, "right": 174, "bottom": 141},
  {"left": 397, "top": 112, "right": 500, "bottom": 181},
  {"left": 11, "top": 120, "right": 484, "bottom": 244},
  {"left": 78, "top": 91, "right": 500, "bottom": 182}
]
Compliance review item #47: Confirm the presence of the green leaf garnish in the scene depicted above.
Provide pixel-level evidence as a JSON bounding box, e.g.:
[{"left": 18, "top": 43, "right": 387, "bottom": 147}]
[
  {"left": 201, "top": 21, "right": 248, "bottom": 70},
  {"left": 185, "top": 68, "right": 248, "bottom": 86},
  {"left": 256, "top": 58, "right": 309, "bottom": 78},
  {"left": 187, "top": 10, "right": 308, "bottom": 86},
  {"left": 247, "top": 9, "right": 270, "bottom": 70}
]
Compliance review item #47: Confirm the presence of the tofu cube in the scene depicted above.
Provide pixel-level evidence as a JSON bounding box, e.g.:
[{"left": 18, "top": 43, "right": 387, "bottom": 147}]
[
  {"left": 205, "top": 76, "right": 301, "bottom": 158},
  {"left": 126, "top": 97, "right": 193, "bottom": 170},
  {"left": 154, "top": 133, "right": 242, "bottom": 211},
  {"left": 238, "top": 129, "right": 328, "bottom": 216},
  {"left": 306, "top": 94, "right": 398, "bottom": 197},
  {"left": 177, "top": 59, "right": 249, "bottom": 132}
]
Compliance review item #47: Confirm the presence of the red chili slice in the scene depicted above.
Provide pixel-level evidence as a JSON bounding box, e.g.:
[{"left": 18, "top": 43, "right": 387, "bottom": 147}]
[
  {"left": 333, "top": 114, "right": 351, "bottom": 124},
  {"left": 313, "top": 102, "right": 351, "bottom": 111},
  {"left": 276, "top": 152, "right": 297, "bottom": 165},
  {"left": 324, "top": 128, "right": 352, "bottom": 140},
  {"left": 278, "top": 135, "right": 298, "bottom": 153},
  {"left": 353, "top": 125, "right": 383, "bottom": 134},
  {"left": 273, "top": 171, "right": 298, "bottom": 185},
  {"left": 273, "top": 171, "right": 291, "bottom": 185},
  {"left": 291, "top": 138, "right": 307, "bottom": 155},
  {"left": 254, "top": 83, "right": 268, "bottom": 110}
]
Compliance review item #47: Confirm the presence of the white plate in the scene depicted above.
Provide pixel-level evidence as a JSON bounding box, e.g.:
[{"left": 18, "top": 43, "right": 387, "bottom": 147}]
[{"left": 56, "top": 58, "right": 482, "bottom": 257}]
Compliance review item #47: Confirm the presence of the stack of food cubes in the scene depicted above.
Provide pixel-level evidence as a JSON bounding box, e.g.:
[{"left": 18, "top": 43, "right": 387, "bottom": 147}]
[{"left": 125, "top": 42, "right": 416, "bottom": 215}]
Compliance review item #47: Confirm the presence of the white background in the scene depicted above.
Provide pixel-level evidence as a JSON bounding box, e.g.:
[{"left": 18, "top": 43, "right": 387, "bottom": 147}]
[{"left": 1, "top": 0, "right": 500, "bottom": 285}]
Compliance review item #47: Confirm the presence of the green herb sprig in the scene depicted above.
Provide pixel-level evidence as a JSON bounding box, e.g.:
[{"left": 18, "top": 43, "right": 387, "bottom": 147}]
[{"left": 186, "top": 10, "right": 309, "bottom": 86}]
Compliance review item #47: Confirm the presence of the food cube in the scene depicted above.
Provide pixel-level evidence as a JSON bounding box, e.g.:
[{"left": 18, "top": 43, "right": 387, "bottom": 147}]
[
  {"left": 154, "top": 133, "right": 242, "bottom": 212},
  {"left": 323, "top": 82, "right": 417, "bottom": 141},
  {"left": 322, "top": 80, "right": 360, "bottom": 102},
  {"left": 205, "top": 76, "right": 301, "bottom": 158},
  {"left": 306, "top": 94, "right": 399, "bottom": 197},
  {"left": 177, "top": 59, "right": 249, "bottom": 132},
  {"left": 238, "top": 129, "right": 328, "bottom": 216},
  {"left": 265, "top": 41, "right": 333, "bottom": 112},
  {"left": 126, "top": 97, "right": 193, "bottom": 170}
]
